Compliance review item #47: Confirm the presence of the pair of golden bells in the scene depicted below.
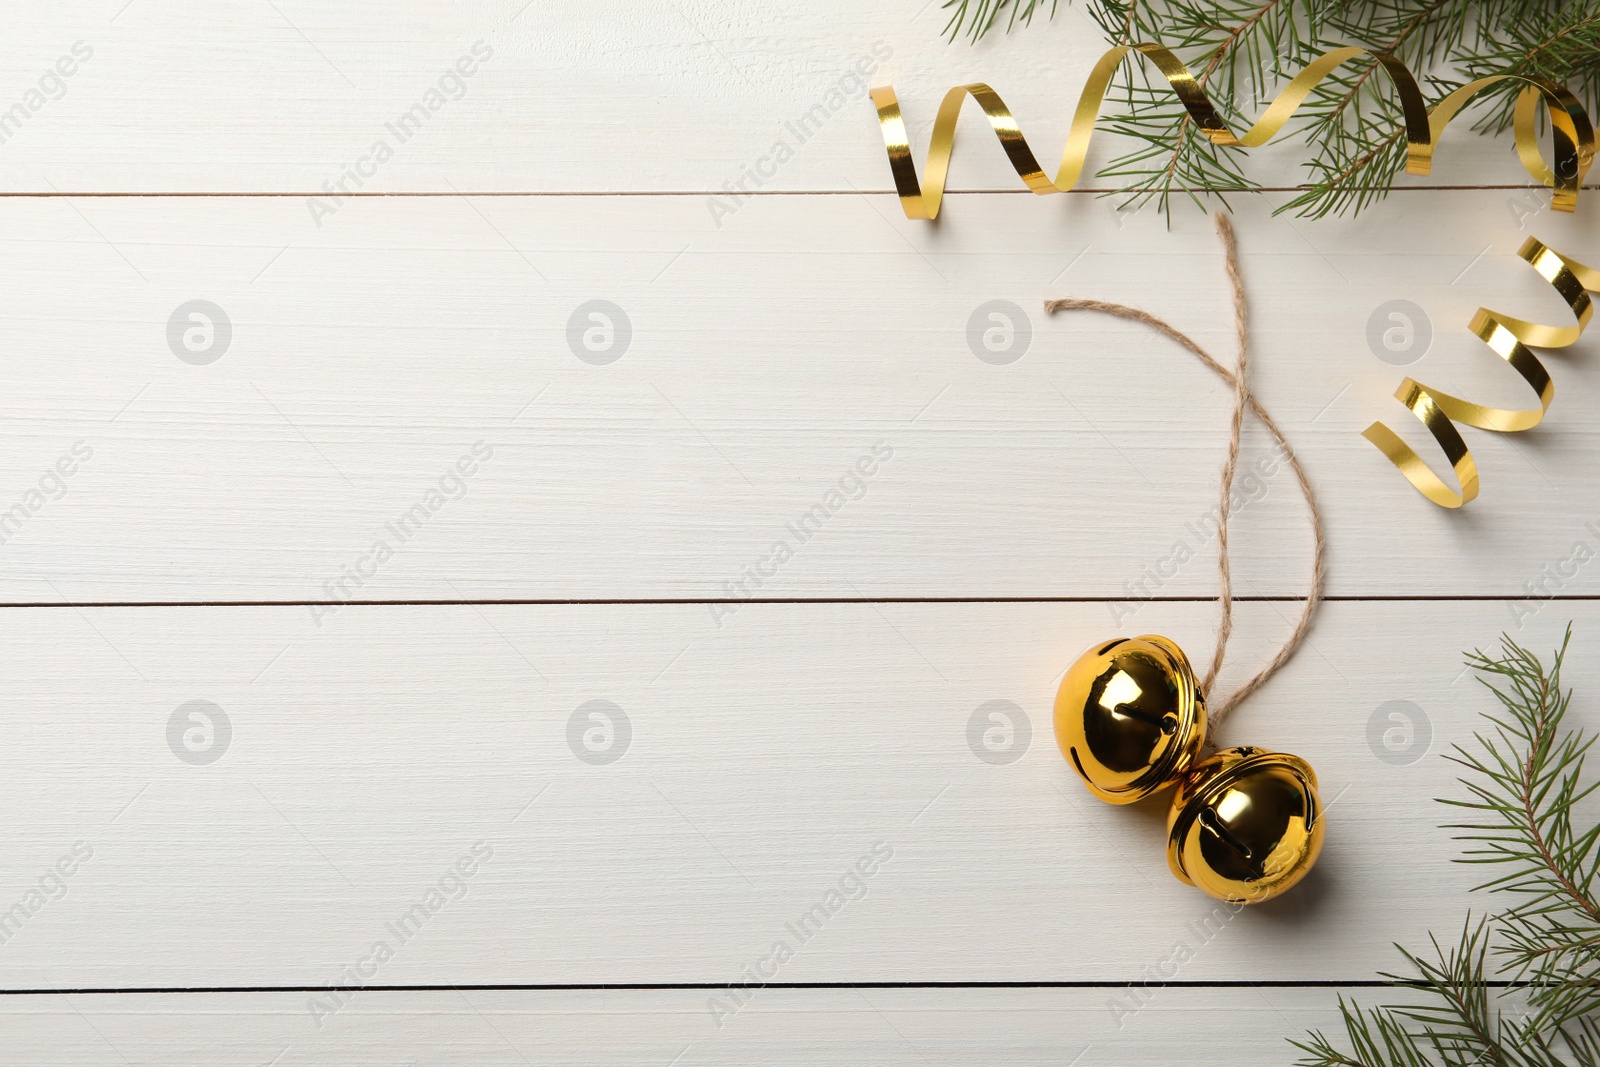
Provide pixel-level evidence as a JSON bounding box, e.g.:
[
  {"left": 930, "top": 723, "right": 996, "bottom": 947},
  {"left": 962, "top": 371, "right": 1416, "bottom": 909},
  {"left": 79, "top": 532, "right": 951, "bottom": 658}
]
[{"left": 1055, "top": 635, "right": 1324, "bottom": 904}]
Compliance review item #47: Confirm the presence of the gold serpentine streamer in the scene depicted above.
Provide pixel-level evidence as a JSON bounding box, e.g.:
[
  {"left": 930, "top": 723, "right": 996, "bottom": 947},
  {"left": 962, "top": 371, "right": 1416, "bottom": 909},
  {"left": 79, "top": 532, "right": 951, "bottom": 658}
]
[
  {"left": 870, "top": 44, "right": 1594, "bottom": 219},
  {"left": 1362, "top": 238, "right": 1600, "bottom": 507}
]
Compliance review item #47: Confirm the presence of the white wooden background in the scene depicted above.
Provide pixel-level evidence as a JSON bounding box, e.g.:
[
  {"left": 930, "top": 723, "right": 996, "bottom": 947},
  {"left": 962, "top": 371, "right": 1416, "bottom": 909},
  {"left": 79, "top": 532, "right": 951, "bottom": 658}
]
[{"left": 2, "top": 2, "right": 1597, "bottom": 1064}]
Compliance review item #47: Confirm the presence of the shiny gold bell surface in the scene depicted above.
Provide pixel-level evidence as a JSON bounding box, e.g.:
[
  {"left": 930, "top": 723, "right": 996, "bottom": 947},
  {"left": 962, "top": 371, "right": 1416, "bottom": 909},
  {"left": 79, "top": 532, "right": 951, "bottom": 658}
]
[
  {"left": 1054, "top": 635, "right": 1208, "bottom": 804},
  {"left": 1166, "top": 746, "right": 1325, "bottom": 904}
]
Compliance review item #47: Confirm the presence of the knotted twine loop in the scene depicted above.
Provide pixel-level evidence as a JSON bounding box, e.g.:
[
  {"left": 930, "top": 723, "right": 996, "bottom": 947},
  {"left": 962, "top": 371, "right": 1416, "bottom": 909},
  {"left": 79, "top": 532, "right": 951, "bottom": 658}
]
[{"left": 1045, "top": 211, "right": 1326, "bottom": 732}]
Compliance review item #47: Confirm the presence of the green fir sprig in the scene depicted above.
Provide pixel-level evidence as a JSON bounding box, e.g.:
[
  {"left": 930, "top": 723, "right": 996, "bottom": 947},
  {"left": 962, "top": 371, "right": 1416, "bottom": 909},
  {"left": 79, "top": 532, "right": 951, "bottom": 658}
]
[
  {"left": 1294, "top": 627, "right": 1600, "bottom": 1067},
  {"left": 936, "top": 0, "right": 1600, "bottom": 218},
  {"left": 940, "top": 0, "right": 1059, "bottom": 43}
]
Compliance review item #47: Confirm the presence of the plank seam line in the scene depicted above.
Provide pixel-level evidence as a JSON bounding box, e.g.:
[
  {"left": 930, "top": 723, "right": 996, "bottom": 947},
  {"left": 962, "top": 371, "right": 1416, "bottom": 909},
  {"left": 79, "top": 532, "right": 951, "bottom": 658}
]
[
  {"left": 0, "top": 980, "right": 1515, "bottom": 995},
  {"left": 0, "top": 595, "right": 1593, "bottom": 609},
  {"left": 0, "top": 184, "right": 1585, "bottom": 198}
]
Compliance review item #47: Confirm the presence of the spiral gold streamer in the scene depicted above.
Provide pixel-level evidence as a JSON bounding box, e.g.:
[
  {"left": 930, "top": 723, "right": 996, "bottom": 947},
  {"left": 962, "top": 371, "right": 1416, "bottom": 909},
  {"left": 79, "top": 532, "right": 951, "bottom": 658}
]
[
  {"left": 870, "top": 44, "right": 1594, "bottom": 219},
  {"left": 1362, "top": 238, "right": 1599, "bottom": 508}
]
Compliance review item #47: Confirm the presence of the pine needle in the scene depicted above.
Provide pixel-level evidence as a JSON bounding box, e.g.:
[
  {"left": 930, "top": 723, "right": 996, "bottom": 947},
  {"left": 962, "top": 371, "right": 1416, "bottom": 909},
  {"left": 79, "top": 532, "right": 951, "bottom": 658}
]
[
  {"left": 1292, "top": 627, "right": 1600, "bottom": 1066},
  {"left": 939, "top": 0, "right": 1600, "bottom": 217}
]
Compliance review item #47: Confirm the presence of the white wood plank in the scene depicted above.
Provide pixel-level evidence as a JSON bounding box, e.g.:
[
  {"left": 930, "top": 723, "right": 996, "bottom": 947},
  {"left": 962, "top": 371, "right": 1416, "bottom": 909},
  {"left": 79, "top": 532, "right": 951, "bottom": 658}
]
[
  {"left": 9, "top": 4, "right": 1587, "bottom": 1062},
  {"left": 0, "top": 987, "right": 1374, "bottom": 1066},
  {"left": 0, "top": 599, "right": 1585, "bottom": 987},
  {"left": 0, "top": 1, "right": 1564, "bottom": 193},
  {"left": 1, "top": 190, "right": 1596, "bottom": 600}
]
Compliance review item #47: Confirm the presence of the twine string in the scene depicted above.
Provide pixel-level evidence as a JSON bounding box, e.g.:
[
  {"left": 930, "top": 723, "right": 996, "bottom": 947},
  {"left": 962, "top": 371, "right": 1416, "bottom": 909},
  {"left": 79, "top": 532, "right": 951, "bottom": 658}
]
[{"left": 1044, "top": 211, "right": 1325, "bottom": 730}]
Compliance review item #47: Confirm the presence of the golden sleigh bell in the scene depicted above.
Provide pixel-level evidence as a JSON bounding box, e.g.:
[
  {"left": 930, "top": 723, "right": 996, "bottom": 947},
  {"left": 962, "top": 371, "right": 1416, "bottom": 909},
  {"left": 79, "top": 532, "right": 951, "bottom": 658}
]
[{"left": 1055, "top": 635, "right": 1324, "bottom": 903}]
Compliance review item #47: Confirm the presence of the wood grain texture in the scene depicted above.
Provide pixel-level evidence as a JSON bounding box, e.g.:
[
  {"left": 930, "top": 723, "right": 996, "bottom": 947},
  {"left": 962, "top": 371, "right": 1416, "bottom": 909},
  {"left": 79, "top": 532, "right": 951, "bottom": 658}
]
[
  {"left": 0, "top": 1, "right": 1568, "bottom": 194},
  {"left": 0, "top": 987, "right": 1386, "bottom": 1066},
  {"left": 2, "top": 191, "right": 1597, "bottom": 601},
  {"left": 5, "top": 4, "right": 1597, "bottom": 1064},
  {"left": 0, "top": 600, "right": 1584, "bottom": 991}
]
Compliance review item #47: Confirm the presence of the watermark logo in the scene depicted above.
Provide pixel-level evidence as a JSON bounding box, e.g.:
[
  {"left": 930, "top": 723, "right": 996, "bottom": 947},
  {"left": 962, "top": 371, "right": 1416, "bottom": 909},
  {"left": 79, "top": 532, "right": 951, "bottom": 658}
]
[
  {"left": 1366, "top": 699, "right": 1431, "bottom": 766},
  {"left": 308, "top": 840, "right": 493, "bottom": 1027},
  {"left": 967, "top": 700, "right": 1031, "bottom": 765},
  {"left": 709, "top": 441, "right": 893, "bottom": 628},
  {"left": 0, "top": 441, "right": 94, "bottom": 549},
  {"left": 967, "top": 300, "right": 1031, "bottom": 365},
  {"left": 310, "top": 441, "right": 494, "bottom": 627},
  {"left": 1108, "top": 198, "right": 1140, "bottom": 229},
  {"left": 567, "top": 300, "right": 632, "bottom": 365},
  {"left": 0, "top": 842, "right": 93, "bottom": 948},
  {"left": 706, "top": 42, "right": 893, "bottom": 228},
  {"left": 1111, "top": 443, "right": 1284, "bottom": 626},
  {"left": 1365, "top": 299, "right": 1431, "bottom": 366},
  {"left": 1511, "top": 520, "right": 1600, "bottom": 630},
  {"left": 168, "top": 700, "right": 231, "bottom": 765},
  {"left": 708, "top": 840, "right": 893, "bottom": 1028},
  {"left": 568, "top": 700, "right": 631, "bottom": 765},
  {"left": 0, "top": 41, "right": 93, "bottom": 148},
  {"left": 1508, "top": 188, "right": 1546, "bottom": 231},
  {"left": 307, "top": 41, "right": 494, "bottom": 228},
  {"left": 1108, "top": 881, "right": 1280, "bottom": 1028},
  {"left": 167, "top": 300, "right": 232, "bottom": 365}
]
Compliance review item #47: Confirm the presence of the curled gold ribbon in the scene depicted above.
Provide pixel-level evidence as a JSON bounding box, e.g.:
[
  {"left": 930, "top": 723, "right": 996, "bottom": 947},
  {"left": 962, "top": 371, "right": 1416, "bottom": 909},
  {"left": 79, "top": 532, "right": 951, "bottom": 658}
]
[
  {"left": 870, "top": 45, "right": 1594, "bottom": 219},
  {"left": 1363, "top": 238, "right": 1599, "bottom": 507}
]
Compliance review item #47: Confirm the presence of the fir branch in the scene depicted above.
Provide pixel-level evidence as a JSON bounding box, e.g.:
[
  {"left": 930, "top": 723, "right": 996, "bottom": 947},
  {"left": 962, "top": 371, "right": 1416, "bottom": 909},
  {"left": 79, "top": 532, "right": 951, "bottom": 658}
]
[
  {"left": 1291, "top": 994, "right": 1433, "bottom": 1067},
  {"left": 1274, "top": 0, "right": 1461, "bottom": 217},
  {"left": 937, "top": 0, "right": 1600, "bottom": 217},
  {"left": 1461, "top": 9, "right": 1600, "bottom": 134},
  {"left": 1291, "top": 628, "right": 1600, "bottom": 1066},
  {"left": 939, "top": 0, "right": 1059, "bottom": 42}
]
